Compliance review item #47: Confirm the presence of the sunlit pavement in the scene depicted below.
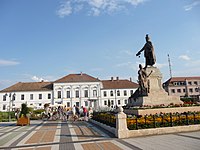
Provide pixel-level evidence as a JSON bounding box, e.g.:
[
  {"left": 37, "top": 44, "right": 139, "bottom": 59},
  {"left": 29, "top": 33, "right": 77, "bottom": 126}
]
[{"left": 0, "top": 120, "right": 200, "bottom": 150}]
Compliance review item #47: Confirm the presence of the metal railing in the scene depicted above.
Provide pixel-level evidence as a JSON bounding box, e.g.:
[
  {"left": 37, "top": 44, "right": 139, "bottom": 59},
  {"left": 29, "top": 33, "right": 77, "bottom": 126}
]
[
  {"left": 92, "top": 112, "right": 116, "bottom": 128},
  {"left": 127, "top": 112, "right": 200, "bottom": 130}
]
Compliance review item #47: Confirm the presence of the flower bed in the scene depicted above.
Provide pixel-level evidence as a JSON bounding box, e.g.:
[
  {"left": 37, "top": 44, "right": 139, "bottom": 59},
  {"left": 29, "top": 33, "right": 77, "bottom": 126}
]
[
  {"left": 92, "top": 112, "right": 116, "bottom": 128},
  {"left": 127, "top": 111, "right": 200, "bottom": 130}
]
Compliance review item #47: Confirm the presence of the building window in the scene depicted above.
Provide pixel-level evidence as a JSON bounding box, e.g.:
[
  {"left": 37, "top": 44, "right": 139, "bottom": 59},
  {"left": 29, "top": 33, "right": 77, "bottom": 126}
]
[
  {"left": 75, "top": 90, "right": 79, "bottom": 98},
  {"left": 124, "top": 90, "right": 127, "bottom": 96},
  {"left": 195, "top": 88, "right": 199, "bottom": 92},
  {"left": 103, "top": 91, "right": 107, "bottom": 97},
  {"left": 104, "top": 100, "right": 107, "bottom": 105},
  {"left": 67, "top": 102, "right": 70, "bottom": 107},
  {"left": 124, "top": 99, "right": 127, "bottom": 104},
  {"left": 48, "top": 94, "right": 51, "bottom": 99},
  {"left": 30, "top": 94, "right": 33, "bottom": 100},
  {"left": 180, "top": 82, "right": 186, "bottom": 85},
  {"left": 76, "top": 102, "right": 79, "bottom": 107},
  {"left": 189, "top": 88, "right": 193, "bottom": 93},
  {"left": 118, "top": 100, "right": 121, "bottom": 105},
  {"left": 117, "top": 90, "right": 120, "bottom": 96},
  {"left": 188, "top": 81, "right": 192, "bottom": 85},
  {"left": 21, "top": 94, "right": 24, "bottom": 100},
  {"left": 84, "top": 90, "right": 88, "bottom": 97},
  {"left": 58, "top": 91, "right": 61, "bottom": 98},
  {"left": 183, "top": 89, "right": 186, "bottom": 93},
  {"left": 110, "top": 91, "right": 114, "bottom": 96},
  {"left": 194, "top": 81, "right": 198, "bottom": 85},
  {"left": 93, "top": 90, "right": 97, "bottom": 97},
  {"left": 130, "top": 90, "right": 134, "bottom": 95},
  {"left": 12, "top": 95, "right": 16, "bottom": 101},
  {"left": 39, "top": 103, "right": 42, "bottom": 106},
  {"left": 174, "top": 82, "right": 178, "bottom": 86},
  {"left": 111, "top": 100, "right": 114, "bottom": 105},
  {"left": 3, "top": 104, "right": 6, "bottom": 110},
  {"left": 85, "top": 101, "right": 88, "bottom": 107},
  {"left": 39, "top": 94, "right": 42, "bottom": 99},
  {"left": 177, "top": 89, "right": 181, "bottom": 93},
  {"left": 171, "top": 89, "right": 175, "bottom": 93},
  {"left": 67, "top": 91, "right": 70, "bottom": 98},
  {"left": 108, "top": 100, "right": 111, "bottom": 107},
  {"left": 3, "top": 95, "right": 6, "bottom": 101}
]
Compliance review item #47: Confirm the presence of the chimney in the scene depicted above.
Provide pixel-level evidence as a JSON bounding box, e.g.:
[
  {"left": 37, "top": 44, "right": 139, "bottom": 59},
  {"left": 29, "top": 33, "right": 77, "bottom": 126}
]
[
  {"left": 111, "top": 77, "right": 114, "bottom": 81},
  {"left": 116, "top": 77, "right": 119, "bottom": 80},
  {"left": 130, "top": 77, "right": 132, "bottom": 82}
]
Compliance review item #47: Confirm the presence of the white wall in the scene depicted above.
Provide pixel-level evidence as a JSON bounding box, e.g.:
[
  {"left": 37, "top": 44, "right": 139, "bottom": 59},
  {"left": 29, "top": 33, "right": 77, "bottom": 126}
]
[
  {"left": 53, "top": 82, "right": 102, "bottom": 108},
  {"left": 100, "top": 88, "right": 137, "bottom": 108},
  {"left": 0, "top": 91, "right": 52, "bottom": 111}
]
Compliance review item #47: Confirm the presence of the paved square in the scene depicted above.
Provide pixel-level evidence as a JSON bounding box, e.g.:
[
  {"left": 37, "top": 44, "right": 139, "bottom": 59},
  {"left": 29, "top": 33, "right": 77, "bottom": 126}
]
[{"left": 0, "top": 120, "right": 200, "bottom": 150}]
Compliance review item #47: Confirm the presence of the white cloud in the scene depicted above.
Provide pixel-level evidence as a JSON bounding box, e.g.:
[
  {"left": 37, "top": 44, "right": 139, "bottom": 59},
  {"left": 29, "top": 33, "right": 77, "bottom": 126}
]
[
  {"left": 184, "top": 1, "right": 200, "bottom": 11},
  {"left": 56, "top": 0, "right": 148, "bottom": 17},
  {"left": 90, "top": 7, "right": 101, "bottom": 16},
  {"left": 185, "top": 59, "right": 200, "bottom": 67},
  {"left": 31, "top": 76, "right": 49, "bottom": 82},
  {"left": 0, "top": 59, "right": 20, "bottom": 66},
  {"left": 116, "top": 62, "right": 133, "bottom": 67},
  {"left": 56, "top": 1, "right": 72, "bottom": 17},
  {"left": 0, "top": 80, "right": 15, "bottom": 90},
  {"left": 125, "top": 0, "right": 147, "bottom": 6},
  {"left": 179, "top": 55, "right": 191, "bottom": 61},
  {"left": 90, "top": 67, "right": 103, "bottom": 72},
  {"left": 120, "top": 50, "right": 134, "bottom": 56},
  {"left": 155, "top": 63, "right": 168, "bottom": 69}
]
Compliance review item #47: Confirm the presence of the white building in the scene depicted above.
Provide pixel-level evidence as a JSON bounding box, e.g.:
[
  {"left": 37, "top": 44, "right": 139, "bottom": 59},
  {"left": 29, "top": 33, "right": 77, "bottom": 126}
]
[{"left": 0, "top": 73, "right": 138, "bottom": 111}]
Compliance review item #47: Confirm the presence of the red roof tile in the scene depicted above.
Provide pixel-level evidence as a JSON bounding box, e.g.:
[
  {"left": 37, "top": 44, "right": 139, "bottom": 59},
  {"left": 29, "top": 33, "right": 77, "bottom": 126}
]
[
  {"left": 54, "top": 73, "right": 100, "bottom": 83},
  {"left": 163, "top": 76, "right": 200, "bottom": 85},
  {"left": 102, "top": 79, "right": 138, "bottom": 89},
  {"left": 0, "top": 82, "right": 53, "bottom": 92}
]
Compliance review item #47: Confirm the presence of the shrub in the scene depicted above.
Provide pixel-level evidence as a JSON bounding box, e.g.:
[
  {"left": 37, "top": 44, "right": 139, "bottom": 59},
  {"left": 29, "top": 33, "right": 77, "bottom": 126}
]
[{"left": 20, "top": 103, "right": 29, "bottom": 117}]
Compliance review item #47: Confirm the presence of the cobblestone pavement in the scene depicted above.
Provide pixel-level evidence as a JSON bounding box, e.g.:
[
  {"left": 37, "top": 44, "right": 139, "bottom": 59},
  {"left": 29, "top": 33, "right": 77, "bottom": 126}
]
[{"left": 0, "top": 120, "right": 200, "bottom": 150}]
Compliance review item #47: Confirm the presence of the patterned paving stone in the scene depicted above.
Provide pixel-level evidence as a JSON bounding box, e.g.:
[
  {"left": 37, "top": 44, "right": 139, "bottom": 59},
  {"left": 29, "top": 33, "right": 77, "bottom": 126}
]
[{"left": 82, "top": 142, "right": 122, "bottom": 150}]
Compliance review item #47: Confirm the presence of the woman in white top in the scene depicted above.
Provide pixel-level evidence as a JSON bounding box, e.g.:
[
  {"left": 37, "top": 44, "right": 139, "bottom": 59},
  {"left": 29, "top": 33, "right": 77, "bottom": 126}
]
[{"left": 72, "top": 105, "right": 77, "bottom": 121}]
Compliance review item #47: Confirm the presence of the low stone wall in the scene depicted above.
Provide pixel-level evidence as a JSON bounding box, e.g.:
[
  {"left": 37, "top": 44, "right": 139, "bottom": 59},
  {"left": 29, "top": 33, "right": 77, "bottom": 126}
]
[
  {"left": 128, "top": 124, "right": 200, "bottom": 138},
  {"left": 89, "top": 119, "right": 116, "bottom": 136},
  {"left": 124, "top": 106, "right": 200, "bottom": 116},
  {"left": 91, "top": 106, "right": 200, "bottom": 139}
]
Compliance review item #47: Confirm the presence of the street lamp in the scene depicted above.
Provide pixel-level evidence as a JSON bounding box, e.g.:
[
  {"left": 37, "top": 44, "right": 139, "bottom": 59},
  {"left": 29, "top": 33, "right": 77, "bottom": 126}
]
[
  {"left": 198, "top": 87, "right": 200, "bottom": 101},
  {"left": 7, "top": 93, "right": 16, "bottom": 122}
]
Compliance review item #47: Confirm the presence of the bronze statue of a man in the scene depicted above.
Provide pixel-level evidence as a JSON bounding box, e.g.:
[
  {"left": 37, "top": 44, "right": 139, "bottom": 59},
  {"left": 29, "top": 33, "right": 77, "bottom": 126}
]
[
  {"left": 136, "top": 34, "right": 156, "bottom": 68},
  {"left": 138, "top": 64, "right": 149, "bottom": 95}
]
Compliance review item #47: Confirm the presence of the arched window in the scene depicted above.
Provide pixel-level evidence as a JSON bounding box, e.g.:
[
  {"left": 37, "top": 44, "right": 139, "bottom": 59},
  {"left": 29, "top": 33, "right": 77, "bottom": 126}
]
[
  {"left": 117, "top": 90, "right": 120, "bottom": 96},
  {"left": 110, "top": 91, "right": 113, "bottom": 96}
]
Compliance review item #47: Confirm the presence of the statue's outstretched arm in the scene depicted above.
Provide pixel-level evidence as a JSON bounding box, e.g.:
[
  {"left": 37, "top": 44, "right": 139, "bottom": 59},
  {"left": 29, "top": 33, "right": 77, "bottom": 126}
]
[{"left": 136, "top": 46, "right": 145, "bottom": 56}]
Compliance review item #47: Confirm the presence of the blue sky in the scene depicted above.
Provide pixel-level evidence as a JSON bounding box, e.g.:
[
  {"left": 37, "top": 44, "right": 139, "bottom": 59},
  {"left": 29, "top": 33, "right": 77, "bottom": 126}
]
[{"left": 0, "top": 0, "right": 200, "bottom": 90}]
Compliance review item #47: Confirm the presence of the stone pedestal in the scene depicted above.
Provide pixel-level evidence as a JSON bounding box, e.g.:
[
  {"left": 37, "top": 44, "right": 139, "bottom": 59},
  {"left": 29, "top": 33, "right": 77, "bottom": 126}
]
[
  {"left": 129, "top": 66, "right": 183, "bottom": 107},
  {"left": 115, "top": 107, "right": 128, "bottom": 138}
]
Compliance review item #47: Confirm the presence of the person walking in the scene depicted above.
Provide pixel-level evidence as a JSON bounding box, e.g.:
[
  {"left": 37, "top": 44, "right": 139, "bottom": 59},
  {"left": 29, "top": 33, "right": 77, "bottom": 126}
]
[
  {"left": 66, "top": 109, "right": 70, "bottom": 121},
  {"left": 72, "top": 105, "right": 77, "bottom": 122},
  {"left": 75, "top": 106, "right": 80, "bottom": 120},
  {"left": 82, "top": 106, "right": 88, "bottom": 121}
]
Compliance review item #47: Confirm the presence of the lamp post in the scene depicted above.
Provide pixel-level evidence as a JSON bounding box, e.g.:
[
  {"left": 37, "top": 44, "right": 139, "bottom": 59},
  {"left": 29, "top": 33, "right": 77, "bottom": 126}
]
[
  {"left": 198, "top": 87, "right": 200, "bottom": 101},
  {"left": 115, "top": 89, "right": 117, "bottom": 108},
  {"left": 7, "top": 93, "right": 16, "bottom": 122}
]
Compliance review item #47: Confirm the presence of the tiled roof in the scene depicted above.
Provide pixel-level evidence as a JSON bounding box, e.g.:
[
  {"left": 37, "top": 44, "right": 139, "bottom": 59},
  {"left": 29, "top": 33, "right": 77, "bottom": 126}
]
[
  {"left": 163, "top": 76, "right": 200, "bottom": 85},
  {"left": 54, "top": 73, "right": 100, "bottom": 83},
  {"left": 0, "top": 82, "right": 53, "bottom": 92},
  {"left": 102, "top": 79, "right": 138, "bottom": 89}
]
